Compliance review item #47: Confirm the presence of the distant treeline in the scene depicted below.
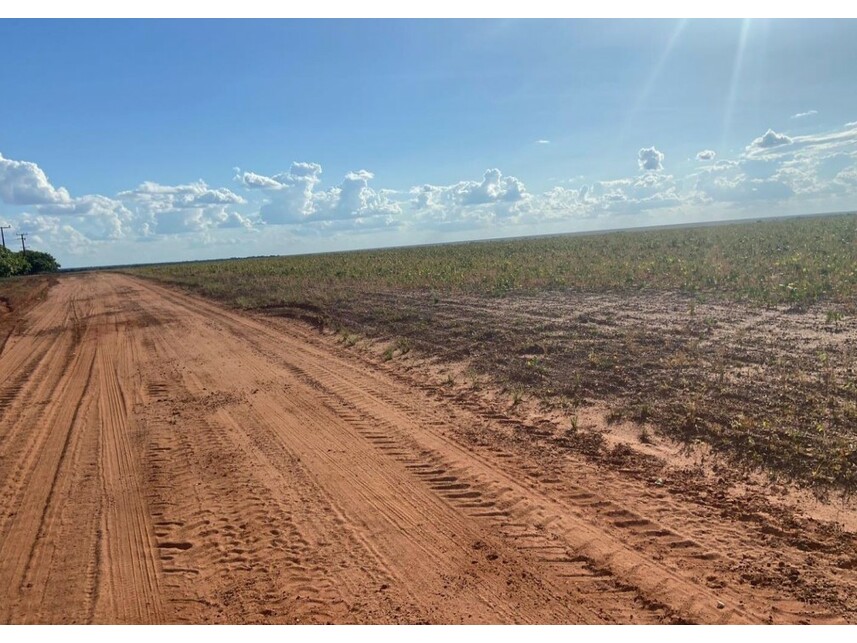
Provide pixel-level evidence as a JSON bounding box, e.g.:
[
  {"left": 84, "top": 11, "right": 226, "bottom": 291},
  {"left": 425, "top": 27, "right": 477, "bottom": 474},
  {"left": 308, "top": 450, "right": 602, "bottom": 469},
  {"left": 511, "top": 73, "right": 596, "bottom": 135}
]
[{"left": 0, "top": 247, "right": 60, "bottom": 277}]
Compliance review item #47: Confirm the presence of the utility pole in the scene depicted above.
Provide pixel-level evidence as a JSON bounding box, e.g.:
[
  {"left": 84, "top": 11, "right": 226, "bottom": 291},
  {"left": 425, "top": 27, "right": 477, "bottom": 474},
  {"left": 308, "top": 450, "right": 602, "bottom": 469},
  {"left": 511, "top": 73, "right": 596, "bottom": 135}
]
[
  {"left": 0, "top": 224, "right": 10, "bottom": 250},
  {"left": 18, "top": 233, "right": 27, "bottom": 255}
]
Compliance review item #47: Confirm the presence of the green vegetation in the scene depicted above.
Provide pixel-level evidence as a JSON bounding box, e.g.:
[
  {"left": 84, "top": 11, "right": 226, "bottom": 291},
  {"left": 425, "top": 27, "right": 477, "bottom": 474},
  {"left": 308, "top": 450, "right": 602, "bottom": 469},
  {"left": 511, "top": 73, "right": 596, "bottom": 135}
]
[
  {"left": 0, "top": 247, "right": 61, "bottom": 278},
  {"left": 132, "top": 214, "right": 857, "bottom": 310}
]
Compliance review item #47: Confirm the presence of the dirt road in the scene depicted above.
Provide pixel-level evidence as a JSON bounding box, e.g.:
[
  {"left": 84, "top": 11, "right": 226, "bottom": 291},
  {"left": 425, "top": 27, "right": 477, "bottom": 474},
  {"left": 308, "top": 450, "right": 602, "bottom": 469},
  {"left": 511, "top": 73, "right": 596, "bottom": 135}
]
[{"left": 1, "top": 273, "right": 855, "bottom": 624}]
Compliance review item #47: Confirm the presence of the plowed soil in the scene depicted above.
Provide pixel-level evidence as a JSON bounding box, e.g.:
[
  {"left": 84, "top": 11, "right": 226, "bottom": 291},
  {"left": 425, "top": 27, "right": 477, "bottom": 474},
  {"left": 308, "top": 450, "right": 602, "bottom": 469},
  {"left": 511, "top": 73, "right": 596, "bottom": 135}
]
[{"left": 1, "top": 272, "right": 856, "bottom": 624}]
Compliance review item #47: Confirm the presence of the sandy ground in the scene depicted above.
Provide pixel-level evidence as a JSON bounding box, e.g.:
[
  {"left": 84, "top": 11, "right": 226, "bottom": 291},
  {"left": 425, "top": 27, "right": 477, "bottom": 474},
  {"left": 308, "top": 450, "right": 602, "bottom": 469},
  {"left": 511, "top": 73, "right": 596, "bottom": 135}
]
[{"left": 1, "top": 272, "right": 855, "bottom": 624}]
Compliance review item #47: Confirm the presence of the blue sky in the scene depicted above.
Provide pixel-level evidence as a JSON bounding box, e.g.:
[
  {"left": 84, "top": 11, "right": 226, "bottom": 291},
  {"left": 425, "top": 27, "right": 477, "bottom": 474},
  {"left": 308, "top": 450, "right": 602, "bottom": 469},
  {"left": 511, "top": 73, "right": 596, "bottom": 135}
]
[{"left": 1, "top": 19, "right": 856, "bottom": 267}]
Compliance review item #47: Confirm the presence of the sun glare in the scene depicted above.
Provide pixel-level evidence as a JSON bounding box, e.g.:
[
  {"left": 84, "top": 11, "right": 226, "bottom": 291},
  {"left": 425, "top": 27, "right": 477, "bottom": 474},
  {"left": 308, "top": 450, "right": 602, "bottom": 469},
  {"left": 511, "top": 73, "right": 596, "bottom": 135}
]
[
  {"left": 618, "top": 19, "right": 687, "bottom": 144},
  {"left": 721, "top": 18, "right": 752, "bottom": 151}
]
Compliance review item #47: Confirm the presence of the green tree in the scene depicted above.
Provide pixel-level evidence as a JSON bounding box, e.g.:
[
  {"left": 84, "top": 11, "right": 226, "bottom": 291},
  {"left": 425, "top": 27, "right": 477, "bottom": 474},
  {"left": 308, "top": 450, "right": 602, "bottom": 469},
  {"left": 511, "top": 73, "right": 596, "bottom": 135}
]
[
  {"left": 0, "top": 247, "right": 60, "bottom": 277},
  {"left": 23, "top": 250, "right": 60, "bottom": 274},
  {"left": 0, "top": 247, "right": 27, "bottom": 277}
]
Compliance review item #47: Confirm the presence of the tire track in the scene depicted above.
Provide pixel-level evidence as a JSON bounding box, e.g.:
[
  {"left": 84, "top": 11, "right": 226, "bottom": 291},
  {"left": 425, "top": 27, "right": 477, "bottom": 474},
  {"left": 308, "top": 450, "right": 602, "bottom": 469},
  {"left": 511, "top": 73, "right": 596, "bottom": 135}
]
[
  {"left": 92, "top": 339, "right": 165, "bottom": 623},
  {"left": 135, "top": 331, "right": 368, "bottom": 623},
  {"left": 0, "top": 285, "right": 98, "bottom": 623}
]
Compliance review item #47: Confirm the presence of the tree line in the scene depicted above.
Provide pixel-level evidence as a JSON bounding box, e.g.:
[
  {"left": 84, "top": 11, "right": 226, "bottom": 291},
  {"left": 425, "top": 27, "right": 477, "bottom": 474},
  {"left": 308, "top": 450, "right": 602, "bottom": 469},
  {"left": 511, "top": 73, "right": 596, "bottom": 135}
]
[{"left": 0, "top": 246, "right": 60, "bottom": 278}]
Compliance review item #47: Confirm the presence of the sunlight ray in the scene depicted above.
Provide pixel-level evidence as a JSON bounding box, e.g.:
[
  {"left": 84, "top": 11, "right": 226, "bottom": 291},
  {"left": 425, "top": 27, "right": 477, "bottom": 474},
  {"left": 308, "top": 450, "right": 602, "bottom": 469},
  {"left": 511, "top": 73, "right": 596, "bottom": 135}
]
[
  {"left": 618, "top": 19, "right": 687, "bottom": 144},
  {"left": 721, "top": 19, "right": 752, "bottom": 152}
]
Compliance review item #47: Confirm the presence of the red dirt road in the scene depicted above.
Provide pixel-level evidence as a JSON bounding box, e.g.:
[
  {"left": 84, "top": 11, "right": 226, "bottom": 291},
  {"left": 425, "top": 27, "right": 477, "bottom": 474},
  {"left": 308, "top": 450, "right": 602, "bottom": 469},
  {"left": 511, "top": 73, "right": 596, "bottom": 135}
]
[{"left": 1, "top": 273, "right": 854, "bottom": 623}]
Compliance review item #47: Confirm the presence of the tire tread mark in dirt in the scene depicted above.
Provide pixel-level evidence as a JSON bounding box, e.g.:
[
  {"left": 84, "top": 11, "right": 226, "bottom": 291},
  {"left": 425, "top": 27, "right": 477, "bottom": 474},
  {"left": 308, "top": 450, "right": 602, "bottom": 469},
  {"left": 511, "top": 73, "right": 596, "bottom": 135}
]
[
  {"left": 93, "top": 333, "right": 166, "bottom": 624},
  {"left": 0, "top": 294, "right": 81, "bottom": 454},
  {"left": 0, "top": 305, "right": 77, "bottom": 443},
  {"left": 275, "top": 362, "right": 685, "bottom": 623},
  {"left": 265, "top": 356, "right": 743, "bottom": 623},
  {"left": 17, "top": 351, "right": 97, "bottom": 592},
  {"left": 273, "top": 332, "right": 834, "bottom": 619},
  {"left": 0, "top": 292, "right": 97, "bottom": 623},
  {"left": 135, "top": 330, "right": 362, "bottom": 623}
]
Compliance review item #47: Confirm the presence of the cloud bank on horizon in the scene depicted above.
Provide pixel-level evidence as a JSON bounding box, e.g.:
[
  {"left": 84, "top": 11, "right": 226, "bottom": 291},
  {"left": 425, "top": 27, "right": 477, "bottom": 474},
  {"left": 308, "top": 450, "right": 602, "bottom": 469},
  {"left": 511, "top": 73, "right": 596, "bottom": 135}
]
[{"left": 2, "top": 119, "right": 857, "bottom": 267}]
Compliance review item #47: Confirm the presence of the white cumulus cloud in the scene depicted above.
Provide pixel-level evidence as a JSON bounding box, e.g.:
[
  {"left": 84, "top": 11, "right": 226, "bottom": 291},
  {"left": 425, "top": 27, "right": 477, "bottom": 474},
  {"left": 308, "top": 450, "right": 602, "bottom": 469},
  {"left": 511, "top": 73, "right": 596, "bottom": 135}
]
[
  {"left": 241, "top": 163, "right": 401, "bottom": 227},
  {"left": 410, "top": 168, "right": 531, "bottom": 229},
  {"left": 118, "top": 180, "right": 245, "bottom": 209},
  {"left": 37, "top": 194, "right": 134, "bottom": 240},
  {"left": 234, "top": 169, "right": 283, "bottom": 189},
  {"left": 0, "top": 152, "right": 71, "bottom": 205},
  {"left": 412, "top": 168, "right": 528, "bottom": 209},
  {"left": 118, "top": 180, "right": 250, "bottom": 236},
  {"left": 638, "top": 147, "right": 664, "bottom": 171},
  {"left": 748, "top": 129, "right": 793, "bottom": 151}
]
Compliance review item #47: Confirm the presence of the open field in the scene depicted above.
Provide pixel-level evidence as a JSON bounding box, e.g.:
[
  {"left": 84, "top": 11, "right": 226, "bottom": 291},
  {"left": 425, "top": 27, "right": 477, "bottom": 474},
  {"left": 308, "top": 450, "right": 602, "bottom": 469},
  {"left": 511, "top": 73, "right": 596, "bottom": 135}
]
[
  {"left": 132, "top": 213, "right": 857, "bottom": 492},
  {"left": 2, "top": 272, "right": 857, "bottom": 623},
  {"left": 134, "top": 213, "right": 857, "bottom": 308}
]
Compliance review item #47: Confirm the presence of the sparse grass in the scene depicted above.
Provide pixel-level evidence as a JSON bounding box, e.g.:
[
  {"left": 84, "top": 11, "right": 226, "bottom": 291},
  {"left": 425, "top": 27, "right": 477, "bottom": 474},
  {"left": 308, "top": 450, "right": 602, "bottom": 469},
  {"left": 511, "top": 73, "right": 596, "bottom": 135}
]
[
  {"left": 606, "top": 408, "right": 624, "bottom": 425},
  {"left": 383, "top": 337, "right": 411, "bottom": 361},
  {"left": 394, "top": 337, "right": 412, "bottom": 355},
  {"left": 826, "top": 310, "right": 845, "bottom": 331},
  {"left": 339, "top": 331, "right": 358, "bottom": 347}
]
